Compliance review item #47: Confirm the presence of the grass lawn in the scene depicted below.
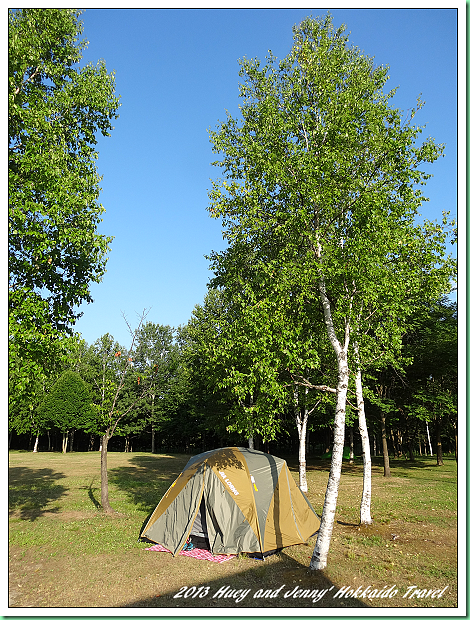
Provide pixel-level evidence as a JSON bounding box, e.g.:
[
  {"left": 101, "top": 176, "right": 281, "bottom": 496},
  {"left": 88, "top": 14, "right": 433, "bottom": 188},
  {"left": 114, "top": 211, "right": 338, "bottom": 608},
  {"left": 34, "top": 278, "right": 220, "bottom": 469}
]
[{"left": 9, "top": 449, "right": 459, "bottom": 610}]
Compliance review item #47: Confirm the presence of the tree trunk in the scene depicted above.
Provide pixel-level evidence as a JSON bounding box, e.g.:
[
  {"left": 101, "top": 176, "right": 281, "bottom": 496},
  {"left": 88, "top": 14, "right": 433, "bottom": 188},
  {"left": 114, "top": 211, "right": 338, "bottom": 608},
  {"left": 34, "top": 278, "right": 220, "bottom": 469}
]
[
  {"left": 426, "top": 422, "right": 433, "bottom": 456},
  {"left": 33, "top": 433, "right": 39, "bottom": 453},
  {"left": 297, "top": 408, "right": 309, "bottom": 493},
  {"left": 309, "top": 258, "right": 350, "bottom": 571},
  {"left": 310, "top": 353, "right": 349, "bottom": 570},
  {"left": 62, "top": 431, "right": 69, "bottom": 454},
  {"left": 380, "top": 411, "right": 391, "bottom": 477},
  {"left": 248, "top": 435, "right": 254, "bottom": 450},
  {"left": 435, "top": 417, "right": 444, "bottom": 466},
  {"left": 294, "top": 385, "right": 309, "bottom": 493},
  {"left": 47, "top": 430, "right": 51, "bottom": 451},
  {"left": 397, "top": 429, "right": 403, "bottom": 457},
  {"left": 69, "top": 429, "right": 75, "bottom": 452},
  {"left": 151, "top": 394, "right": 156, "bottom": 453},
  {"left": 354, "top": 359, "right": 372, "bottom": 525},
  {"left": 349, "top": 425, "right": 354, "bottom": 464},
  {"left": 100, "top": 431, "right": 114, "bottom": 514},
  {"left": 454, "top": 422, "right": 457, "bottom": 462},
  {"left": 390, "top": 428, "right": 398, "bottom": 458}
]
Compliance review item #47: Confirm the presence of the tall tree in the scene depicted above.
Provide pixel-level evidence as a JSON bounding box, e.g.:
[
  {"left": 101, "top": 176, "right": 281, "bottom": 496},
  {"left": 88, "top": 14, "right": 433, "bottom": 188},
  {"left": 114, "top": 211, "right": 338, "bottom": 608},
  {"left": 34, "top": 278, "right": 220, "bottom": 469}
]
[
  {"left": 133, "top": 322, "right": 179, "bottom": 453},
  {"left": 207, "top": 14, "right": 455, "bottom": 570},
  {"left": 37, "top": 370, "right": 93, "bottom": 453},
  {"left": 178, "top": 296, "right": 238, "bottom": 448},
  {"left": 9, "top": 9, "right": 119, "bottom": 411},
  {"left": 88, "top": 313, "right": 154, "bottom": 514}
]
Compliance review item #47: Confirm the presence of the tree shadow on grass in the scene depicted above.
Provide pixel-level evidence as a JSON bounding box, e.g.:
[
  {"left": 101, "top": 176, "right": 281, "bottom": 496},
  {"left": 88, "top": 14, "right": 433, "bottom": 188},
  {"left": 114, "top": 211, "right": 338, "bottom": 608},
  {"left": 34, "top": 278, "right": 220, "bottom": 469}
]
[
  {"left": 120, "top": 550, "right": 370, "bottom": 609},
  {"left": 83, "top": 477, "right": 101, "bottom": 510},
  {"left": 108, "top": 454, "right": 186, "bottom": 514},
  {"left": 303, "top": 456, "right": 456, "bottom": 473},
  {"left": 9, "top": 467, "right": 68, "bottom": 521}
]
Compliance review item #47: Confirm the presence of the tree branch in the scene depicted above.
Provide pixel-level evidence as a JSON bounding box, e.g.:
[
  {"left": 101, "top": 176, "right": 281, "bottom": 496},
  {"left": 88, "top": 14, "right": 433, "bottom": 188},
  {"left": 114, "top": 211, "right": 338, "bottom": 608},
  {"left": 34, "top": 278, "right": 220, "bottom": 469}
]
[
  {"left": 289, "top": 373, "right": 337, "bottom": 394},
  {"left": 14, "top": 65, "right": 42, "bottom": 96}
]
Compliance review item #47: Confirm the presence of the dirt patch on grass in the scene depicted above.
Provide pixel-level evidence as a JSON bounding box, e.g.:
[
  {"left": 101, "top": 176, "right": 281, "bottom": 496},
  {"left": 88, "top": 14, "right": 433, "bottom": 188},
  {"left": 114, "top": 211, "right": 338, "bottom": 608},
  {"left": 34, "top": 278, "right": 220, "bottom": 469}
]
[
  {"left": 9, "top": 545, "right": 367, "bottom": 608},
  {"left": 9, "top": 516, "right": 457, "bottom": 609}
]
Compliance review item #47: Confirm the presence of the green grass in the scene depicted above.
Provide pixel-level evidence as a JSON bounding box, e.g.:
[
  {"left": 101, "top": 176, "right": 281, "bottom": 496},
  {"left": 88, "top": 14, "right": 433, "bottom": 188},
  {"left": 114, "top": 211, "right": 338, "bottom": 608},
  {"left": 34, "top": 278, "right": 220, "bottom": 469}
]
[{"left": 9, "top": 450, "right": 458, "bottom": 609}]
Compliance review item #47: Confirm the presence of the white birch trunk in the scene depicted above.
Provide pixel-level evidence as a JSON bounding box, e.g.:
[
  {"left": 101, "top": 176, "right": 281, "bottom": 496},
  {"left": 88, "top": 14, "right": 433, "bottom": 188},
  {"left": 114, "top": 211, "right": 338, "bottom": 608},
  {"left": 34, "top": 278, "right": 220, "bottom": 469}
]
[
  {"left": 294, "top": 386, "right": 308, "bottom": 493},
  {"left": 310, "top": 272, "right": 350, "bottom": 571},
  {"left": 33, "top": 434, "right": 39, "bottom": 453},
  {"left": 353, "top": 351, "right": 373, "bottom": 525},
  {"left": 426, "top": 422, "right": 433, "bottom": 456},
  {"left": 310, "top": 358, "right": 349, "bottom": 570},
  {"left": 297, "top": 409, "right": 308, "bottom": 493}
]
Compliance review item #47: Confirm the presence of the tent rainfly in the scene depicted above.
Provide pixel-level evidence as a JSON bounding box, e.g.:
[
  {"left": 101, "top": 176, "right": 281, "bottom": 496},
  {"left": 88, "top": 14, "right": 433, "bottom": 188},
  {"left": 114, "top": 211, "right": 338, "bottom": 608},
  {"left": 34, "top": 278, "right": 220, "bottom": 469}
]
[{"left": 140, "top": 446, "right": 321, "bottom": 557}]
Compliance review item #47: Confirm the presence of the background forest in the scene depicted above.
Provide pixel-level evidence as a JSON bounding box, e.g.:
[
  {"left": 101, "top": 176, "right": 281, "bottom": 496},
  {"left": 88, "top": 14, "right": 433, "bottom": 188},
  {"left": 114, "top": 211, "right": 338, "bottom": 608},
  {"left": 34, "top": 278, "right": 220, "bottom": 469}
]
[{"left": 9, "top": 295, "right": 457, "bottom": 469}]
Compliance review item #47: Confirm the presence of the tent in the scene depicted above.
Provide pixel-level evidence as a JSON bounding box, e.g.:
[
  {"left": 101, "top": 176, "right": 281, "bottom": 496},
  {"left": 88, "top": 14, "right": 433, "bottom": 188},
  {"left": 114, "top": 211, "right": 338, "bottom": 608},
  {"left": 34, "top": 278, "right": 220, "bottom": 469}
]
[{"left": 140, "top": 446, "right": 321, "bottom": 557}]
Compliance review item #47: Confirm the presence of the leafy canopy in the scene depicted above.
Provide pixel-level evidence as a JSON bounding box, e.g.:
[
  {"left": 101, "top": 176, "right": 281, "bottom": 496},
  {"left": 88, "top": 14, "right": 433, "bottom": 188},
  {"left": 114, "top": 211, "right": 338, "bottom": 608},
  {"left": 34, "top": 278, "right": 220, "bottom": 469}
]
[
  {"left": 9, "top": 9, "right": 119, "bottom": 336},
  {"left": 37, "top": 370, "right": 93, "bottom": 433},
  {"left": 206, "top": 13, "right": 455, "bottom": 442}
]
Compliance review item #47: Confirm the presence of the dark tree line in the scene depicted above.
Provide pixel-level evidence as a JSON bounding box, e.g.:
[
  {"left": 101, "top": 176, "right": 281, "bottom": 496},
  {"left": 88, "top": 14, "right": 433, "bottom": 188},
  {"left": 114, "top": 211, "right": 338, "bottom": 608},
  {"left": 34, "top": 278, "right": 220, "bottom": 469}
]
[{"left": 10, "top": 296, "right": 457, "bottom": 469}]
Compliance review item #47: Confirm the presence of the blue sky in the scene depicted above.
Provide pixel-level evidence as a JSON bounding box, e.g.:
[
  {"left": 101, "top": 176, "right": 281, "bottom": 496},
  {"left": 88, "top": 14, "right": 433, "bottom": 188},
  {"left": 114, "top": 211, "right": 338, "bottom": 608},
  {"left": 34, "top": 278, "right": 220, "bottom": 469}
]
[{"left": 73, "top": 7, "right": 460, "bottom": 348}]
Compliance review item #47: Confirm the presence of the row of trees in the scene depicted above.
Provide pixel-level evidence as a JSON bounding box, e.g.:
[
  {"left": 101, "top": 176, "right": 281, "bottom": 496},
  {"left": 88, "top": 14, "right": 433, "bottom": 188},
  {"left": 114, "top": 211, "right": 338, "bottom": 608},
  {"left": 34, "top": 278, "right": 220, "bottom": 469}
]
[
  {"left": 9, "top": 10, "right": 457, "bottom": 571},
  {"left": 9, "top": 296, "right": 457, "bottom": 467}
]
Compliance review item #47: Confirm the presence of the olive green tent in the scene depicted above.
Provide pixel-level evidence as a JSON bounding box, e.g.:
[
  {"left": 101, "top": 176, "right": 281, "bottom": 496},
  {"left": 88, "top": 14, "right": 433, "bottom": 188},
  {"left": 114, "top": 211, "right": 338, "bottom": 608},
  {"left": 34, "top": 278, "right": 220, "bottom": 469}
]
[{"left": 141, "top": 447, "right": 320, "bottom": 557}]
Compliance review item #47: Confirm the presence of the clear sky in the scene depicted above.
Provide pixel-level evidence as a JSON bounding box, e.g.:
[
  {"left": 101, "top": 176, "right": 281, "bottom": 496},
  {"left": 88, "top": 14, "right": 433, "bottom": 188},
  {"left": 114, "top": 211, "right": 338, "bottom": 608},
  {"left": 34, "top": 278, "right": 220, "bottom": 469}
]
[{"left": 73, "top": 6, "right": 460, "bottom": 348}]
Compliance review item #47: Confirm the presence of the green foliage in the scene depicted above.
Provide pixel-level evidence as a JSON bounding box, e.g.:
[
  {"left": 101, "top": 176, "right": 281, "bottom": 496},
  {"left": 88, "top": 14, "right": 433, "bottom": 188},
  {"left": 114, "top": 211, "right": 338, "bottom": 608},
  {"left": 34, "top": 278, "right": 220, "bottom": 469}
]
[
  {"left": 206, "top": 13, "right": 456, "bottom": 442},
  {"left": 9, "top": 8, "right": 119, "bottom": 332},
  {"left": 37, "top": 370, "right": 93, "bottom": 433},
  {"left": 9, "top": 329, "right": 82, "bottom": 439},
  {"left": 9, "top": 8, "right": 120, "bottom": 423},
  {"left": 85, "top": 333, "right": 128, "bottom": 433},
  {"left": 133, "top": 322, "right": 184, "bottom": 431}
]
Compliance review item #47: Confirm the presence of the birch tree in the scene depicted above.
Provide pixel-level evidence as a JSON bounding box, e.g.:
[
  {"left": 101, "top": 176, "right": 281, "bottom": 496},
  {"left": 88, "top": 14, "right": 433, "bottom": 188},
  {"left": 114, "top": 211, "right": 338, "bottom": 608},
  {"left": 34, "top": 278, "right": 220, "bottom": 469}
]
[{"left": 208, "top": 14, "right": 454, "bottom": 569}]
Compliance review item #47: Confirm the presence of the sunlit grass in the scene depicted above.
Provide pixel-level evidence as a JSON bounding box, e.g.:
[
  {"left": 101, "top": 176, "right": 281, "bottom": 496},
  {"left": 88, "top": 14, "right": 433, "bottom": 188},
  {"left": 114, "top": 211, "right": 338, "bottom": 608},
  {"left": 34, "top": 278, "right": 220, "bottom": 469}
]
[{"left": 9, "top": 450, "right": 458, "bottom": 608}]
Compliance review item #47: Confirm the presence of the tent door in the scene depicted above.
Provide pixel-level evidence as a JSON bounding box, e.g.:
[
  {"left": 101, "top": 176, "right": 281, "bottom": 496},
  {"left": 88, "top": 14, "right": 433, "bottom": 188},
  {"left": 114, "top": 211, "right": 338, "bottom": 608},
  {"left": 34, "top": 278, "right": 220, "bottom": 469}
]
[{"left": 189, "top": 495, "right": 210, "bottom": 550}]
